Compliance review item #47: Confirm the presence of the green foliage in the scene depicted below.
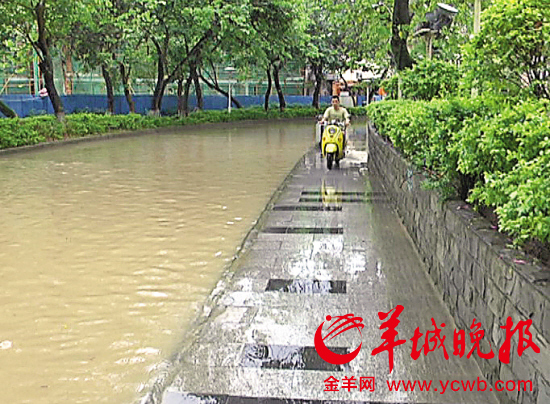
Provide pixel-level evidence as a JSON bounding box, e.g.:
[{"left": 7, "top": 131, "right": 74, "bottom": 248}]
[
  {"left": 0, "top": 105, "right": 346, "bottom": 151},
  {"left": 336, "top": 0, "right": 476, "bottom": 75},
  {"left": 481, "top": 154, "right": 550, "bottom": 243},
  {"left": 383, "top": 59, "right": 461, "bottom": 101},
  {"left": 0, "top": 115, "right": 62, "bottom": 148},
  {"left": 367, "top": 96, "right": 550, "bottom": 244},
  {"left": 348, "top": 106, "right": 368, "bottom": 117},
  {"left": 462, "top": 0, "right": 550, "bottom": 99},
  {"left": 454, "top": 99, "right": 550, "bottom": 183}
]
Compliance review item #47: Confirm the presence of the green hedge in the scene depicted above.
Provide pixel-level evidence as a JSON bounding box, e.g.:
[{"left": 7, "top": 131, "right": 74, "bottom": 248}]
[
  {"left": 0, "top": 105, "right": 368, "bottom": 150},
  {"left": 0, "top": 106, "right": 312, "bottom": 150},
  {"left": 367, "top": 97, "right": 550, "bottom": 245},
  {"left": 383, "top": 59, "right": 461, "bottom": 101}
]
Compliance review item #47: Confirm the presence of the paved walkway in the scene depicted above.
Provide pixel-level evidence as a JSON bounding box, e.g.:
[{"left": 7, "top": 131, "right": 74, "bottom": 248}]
[{"left": 154, "top": 128, "right": 499, "bottom": 404}]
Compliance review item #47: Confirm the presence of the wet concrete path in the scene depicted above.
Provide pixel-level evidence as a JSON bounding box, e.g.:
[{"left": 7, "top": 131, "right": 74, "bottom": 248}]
[{"left": 154, "top": 130, "right": 499, "bottom": 404}]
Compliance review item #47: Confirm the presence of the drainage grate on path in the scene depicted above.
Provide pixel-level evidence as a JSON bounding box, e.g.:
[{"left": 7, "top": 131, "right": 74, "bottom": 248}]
[
  {"left": 262, "top": 227, "right": 343, "bottom": 234},
  {"left": 272, "top": 205, "right": 342, "bottom": 211},
  {"left": 265, "top": 279, "right": 346, "bottom": 294},
  {"left": 299, "top": 197, "right": 366, "bottom": 203},
  {"left": 301, "top": 191, "right": 366, "bottom": 196},
  {"left": 301, "top": 191, "right": 386, "bottom": 196},
  {"left": 241, "top": 344, "right": 347, "bottom": 371}
]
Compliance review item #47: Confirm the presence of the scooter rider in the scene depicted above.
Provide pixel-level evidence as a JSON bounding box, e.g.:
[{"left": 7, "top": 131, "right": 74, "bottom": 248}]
[
  {"left": 322, "top": 95, "right": 351, "bottom": 127},
  {"left": 321, "top": 95, "right": 350, "bottom": 146}
]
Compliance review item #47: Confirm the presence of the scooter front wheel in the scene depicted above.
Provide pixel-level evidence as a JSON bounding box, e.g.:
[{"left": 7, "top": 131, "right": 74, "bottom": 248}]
[{"left": 327, "top": 153, "right": 334, "bottom": 170}]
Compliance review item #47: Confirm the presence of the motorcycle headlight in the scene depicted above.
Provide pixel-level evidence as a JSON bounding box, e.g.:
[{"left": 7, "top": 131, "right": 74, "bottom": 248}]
[{"left": 328, "top": 127, "right": 336, "bottom": 135}]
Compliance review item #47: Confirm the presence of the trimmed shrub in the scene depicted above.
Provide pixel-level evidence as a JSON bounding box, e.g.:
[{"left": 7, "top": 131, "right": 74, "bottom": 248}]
[
  {"left": 382, "top": 59, "right": 461, "bottom": 101},
  {"left": 367, "top": 97, "right": 550, "bottom": 244},
  {"left": 1, "top": 104, "right": 374, "bottom": 151}
]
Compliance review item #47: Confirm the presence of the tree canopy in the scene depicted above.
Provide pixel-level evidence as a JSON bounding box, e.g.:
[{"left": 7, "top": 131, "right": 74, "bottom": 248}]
[
  {"left": 463, "top": 0, "right": 550, "bottom": 99},
  {"left": 0, "top": 0, "right": 548, "bottom": 117}
]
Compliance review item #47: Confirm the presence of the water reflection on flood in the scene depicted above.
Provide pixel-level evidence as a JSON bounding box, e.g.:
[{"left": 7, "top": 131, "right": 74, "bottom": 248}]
[{"left": 0, "top": 121, "right": 314, "bottom": 404}]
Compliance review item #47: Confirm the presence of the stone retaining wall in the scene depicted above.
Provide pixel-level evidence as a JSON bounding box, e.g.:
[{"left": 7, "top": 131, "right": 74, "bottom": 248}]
[{"left": 367, "top": 125, "right": 550, "bottom": 404}]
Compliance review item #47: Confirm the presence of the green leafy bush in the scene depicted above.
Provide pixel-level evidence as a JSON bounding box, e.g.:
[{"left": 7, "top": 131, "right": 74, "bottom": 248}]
[
  {"left": 0, "top": 115, "right": 63, "bottom": 148},
  {"left": 367, "top": 97, "right": 550, "bottom": 244},
  {"left": 474, "top": 153, "right": 550, "bottom": 243},
  {"left": 382, "top": 59, "right": 461, "bottom": 101},
  {"left": 461, "top": 0, "right": 550, "bottom": 99},
  {"left": 1, "top": 105, "right": 364, "bottom": 151},
  {"left": 454, "top": 99, "right": 550, "bottom": 183}
]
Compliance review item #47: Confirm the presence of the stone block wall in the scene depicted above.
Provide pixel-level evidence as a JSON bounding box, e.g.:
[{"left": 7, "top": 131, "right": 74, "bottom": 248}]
[{"left": 368, "top": 125, "right": 550, "bottom": 404}]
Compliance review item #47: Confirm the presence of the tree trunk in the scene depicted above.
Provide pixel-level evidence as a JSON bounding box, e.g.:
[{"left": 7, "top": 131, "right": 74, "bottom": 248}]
[
  {"left": 151, "top": 42, "right": 166, "bottom": 115},
  {"left": 151, "top": 77, "right": 165, "bottom": 115},
  {"left": 101, "top": 65, "right": 115, "bottom": 114},
  {"left": 273, "top": 63, "right": 286, "bottom": 112},
  {"left": 177, "top": 77, "right": 184, "bottom": 116},
  {"left": 394, "top": 0, "right": 412, "bottom": 25},
  {"left": 0, "top": 100, "right": 17, "bottom": 118},
  {"left": 312, "top": 63, "right": 323, "bottom": 109},
  {"left": 391, "top": 0, "right": 414, "bottom": 71},
  {"left": 151, "top": 81, "right": 166, "bottom": 115},
  {"left": 339, "top": 73, "right": 356, "bottom": 106},
  {"left": 119, "top": 62, "right": 135, "bottom": 113},
  {"left": 264, "top": 66, "right": 272, "bottom": 111},
  {"left": 62, "top": 46, "right": 73, "bottom": 95},
  {"left": 182, "top": 74, "right": 193, "bottom": 116},
  {"left": 39, "top": 58, "right": 65, "bottom": 121},
  {"left": 149, "top": 26, "right": 217, "bottom": 115},
  {"left": 190, "top": 62, "right": 203, "bottom": 110},
  {"left": 34, "top": 1, "right": 64, "bottom": 121},
  {"left": 339, "top": 72, "right": 351, "bottom": 92},
  {"left": 177, "top": 75, "right": 194, "bottom": 116},
  {"left": 391, "top": 29, "right": 414, "bottom": 71},
  {"left": 199, "top": 72, "right": 242, "bottom": 108}
]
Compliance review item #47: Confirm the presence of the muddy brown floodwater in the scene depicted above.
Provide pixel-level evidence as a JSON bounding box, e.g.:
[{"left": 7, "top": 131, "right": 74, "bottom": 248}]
[{"left": 0, "top": 120, "right": 316, "bottom": 404}]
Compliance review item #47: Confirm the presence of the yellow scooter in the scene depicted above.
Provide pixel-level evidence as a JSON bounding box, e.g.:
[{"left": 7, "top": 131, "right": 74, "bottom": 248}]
[{"left": 321, "top": 121, "right": 346, "bottom": 170}]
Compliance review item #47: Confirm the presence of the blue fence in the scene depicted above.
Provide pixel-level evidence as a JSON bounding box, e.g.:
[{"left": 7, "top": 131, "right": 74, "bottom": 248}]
[{"left": 0, "top": 94, "right": 356, "bottom": 118}]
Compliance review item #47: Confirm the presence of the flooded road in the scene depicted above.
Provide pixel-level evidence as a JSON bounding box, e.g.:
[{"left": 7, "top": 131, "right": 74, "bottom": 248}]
[
  {"left": 158, "top": 127, "right": 498, "bottom": 404},
  {"left": 0, "top": 120, "right": 315, "bottom": 404}
]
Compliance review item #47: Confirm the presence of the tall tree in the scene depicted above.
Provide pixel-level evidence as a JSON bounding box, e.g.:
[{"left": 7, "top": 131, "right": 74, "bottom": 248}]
[
  {"left": 0, "top": 29, "right": 20, "bottom": 117},
  {"left": 302, "top": 0, "right": 344, "bottom": 107},
  {"left": 249, "top": 0, "right": 308, "bottom": 111},
  {"left": 195, "top": 7, "right": 253, "bottom": 111},
  {"left": 198, "top": 60, "right": 243, "bottom": 109},
  {"left": 0, "top": 0, "right": 86, "bottom": 120},
  {"left": 71, "top": 16, "right": 119, "bottom": 113},
  {"left": 70, "top": 0, "right": 142, "bottom": 113},
  {"left": 133, "top": 0, "right": 220, "bottom": 115}
]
